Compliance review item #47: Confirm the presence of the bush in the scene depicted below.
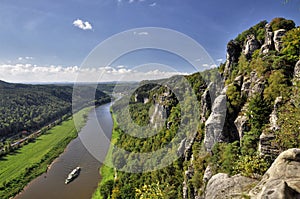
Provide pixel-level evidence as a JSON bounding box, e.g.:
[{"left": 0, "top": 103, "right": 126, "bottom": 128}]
[{"left": 235, "top": 154, "right": 270, "bottom": 177}]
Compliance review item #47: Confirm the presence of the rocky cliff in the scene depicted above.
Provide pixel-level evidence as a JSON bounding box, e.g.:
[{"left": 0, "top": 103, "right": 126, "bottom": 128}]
[
  {"left": 105, "top": 18, "right": 300, "bottom": 199},
  {"left": 182, "top": 18, "right": 300, "bottom": 199}
]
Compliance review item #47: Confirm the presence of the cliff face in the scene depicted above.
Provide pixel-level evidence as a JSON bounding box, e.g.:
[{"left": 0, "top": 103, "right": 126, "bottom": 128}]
[{"left": 182, "top": 19, "right": 300, "bottom": 199}]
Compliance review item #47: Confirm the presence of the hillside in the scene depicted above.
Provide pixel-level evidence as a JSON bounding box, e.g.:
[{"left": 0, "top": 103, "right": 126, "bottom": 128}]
[
  {"left": 96, "top": 17, "right": 300, "bottom": 199},
  {"left": 0, "top": 81, "right": 111, "bottom": 139}
]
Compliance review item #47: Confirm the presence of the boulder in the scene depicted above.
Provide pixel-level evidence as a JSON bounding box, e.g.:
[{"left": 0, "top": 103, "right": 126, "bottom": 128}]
[
  {"left": 205, "top": 173, "right": 258, "bottom": 199},
  {"left": 273, "top": 29, "right": 286, "bottom": 52},
  {"left": 250, "top": 148, "right": 300, "bottom": 198}
]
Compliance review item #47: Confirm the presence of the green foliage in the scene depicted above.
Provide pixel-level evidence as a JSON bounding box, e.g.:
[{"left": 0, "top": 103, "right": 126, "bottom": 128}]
[
  {"left": 226, "top": 84, "right": 243, "bottom": 109},
  {"left": 235, "top": 20, "right": 267, "bottom": 46},
  {"left": 247, "top": 95, "right": 271, "bottom": 129},
  {"left": 237, "top": 54, "right": 250, "bottom": 75},
  {"left": 210, "top": 142, "right": 240, "bottom": 175},
  {"left": 270, "top": 17, "right": 295, "bottom": 31},
  {"left": 235, "top": 154, "right": 270, "bottom": 177},
  {"left": 241, "top": 129, "right": 261, "bottom": 156},
  {"left": 264, "top": 70, "right": 289, "bottom": 102},
  {"left": 100, "top": 180, "right": 114, "bottom": 199},
  {"left": 274, "top": 81, "right": 300, "bottom": 151},
  {"left": 135, "top": 182, "right": 165, "bottom": 199},
  {"left": 249, "top": 56, "right": 269, "bottom": 77},
  {"left": 281, "top": 27, "right": 300, "bottom": 62}
]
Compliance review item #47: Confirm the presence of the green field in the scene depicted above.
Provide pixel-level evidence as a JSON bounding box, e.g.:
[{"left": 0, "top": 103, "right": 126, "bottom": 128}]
[{"left": 0, "top": 107, "right": 91, "bottom": 199}]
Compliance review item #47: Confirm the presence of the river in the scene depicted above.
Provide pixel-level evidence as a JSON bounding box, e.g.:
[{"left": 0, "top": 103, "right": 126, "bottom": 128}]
[{"left": 15, "top": 103, "right": 113, "bottom": 199}]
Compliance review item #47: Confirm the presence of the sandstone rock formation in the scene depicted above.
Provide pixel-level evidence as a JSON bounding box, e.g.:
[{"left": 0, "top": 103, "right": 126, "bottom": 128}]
[
  {"left": 243, "top": 34, "right": 260, "bottom": 59},
  {"left": 205, "top": 173, "right": 258, "bottom": 199},
  {"left": 224, "top": 40, "right": 242, "bottom": 78},
  {"left": 204, "top": 91, "right": 227, "bottom": 152},
  {"left": 250, "top": 148, "right": 300, "bottom": 198},
  {"left": 261, "top": 23, "right": 274, "bottom": 54},
  {"left": 273, "top": 29, "right": 286, "bottom": 52}
]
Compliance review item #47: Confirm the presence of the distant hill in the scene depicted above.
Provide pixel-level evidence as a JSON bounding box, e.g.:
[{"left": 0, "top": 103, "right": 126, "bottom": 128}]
[{"left": 0, "top": 81, "right": 111, "bottom": 138}]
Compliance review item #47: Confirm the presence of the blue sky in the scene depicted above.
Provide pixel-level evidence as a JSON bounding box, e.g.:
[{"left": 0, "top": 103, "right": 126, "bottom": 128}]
[{"left": 0, "top": 0, "right": 299, "bottom": 82}]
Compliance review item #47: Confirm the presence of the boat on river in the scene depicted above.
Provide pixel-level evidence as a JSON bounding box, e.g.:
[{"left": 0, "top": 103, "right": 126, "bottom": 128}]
[{"left": 65, "top": 167, "right": 81, "bottom": 184}]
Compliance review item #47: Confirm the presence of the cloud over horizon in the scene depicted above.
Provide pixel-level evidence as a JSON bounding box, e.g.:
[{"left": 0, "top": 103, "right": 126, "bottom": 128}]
[
  {"left": 73, "top": 19, "right": 93, "bottom": 30},
  {"left": 0, "top": 64, "right": 189, "bottom": 83}
]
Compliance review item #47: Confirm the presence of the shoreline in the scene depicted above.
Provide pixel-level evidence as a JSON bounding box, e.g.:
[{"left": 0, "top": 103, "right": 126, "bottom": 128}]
[
  {"left": 92, "top": 113, "right": 119, "bottom": 199},
  {"left": 0, "top": 106, "right": 94, "bottom": 199}
]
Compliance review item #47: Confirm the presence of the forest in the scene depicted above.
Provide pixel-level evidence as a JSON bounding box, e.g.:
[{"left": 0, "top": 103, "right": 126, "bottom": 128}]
[{"left": 0, "top": 81, "right": 111, "bottom": 139}]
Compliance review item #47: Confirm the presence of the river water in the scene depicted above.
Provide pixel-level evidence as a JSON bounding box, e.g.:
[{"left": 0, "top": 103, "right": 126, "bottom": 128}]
[{"left": 15, "top": 103, "right": 113, "bottom": 199}]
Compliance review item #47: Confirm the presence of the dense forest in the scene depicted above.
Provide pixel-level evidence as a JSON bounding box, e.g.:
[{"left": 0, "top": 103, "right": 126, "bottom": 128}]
[
  {"left": 0, "top": 81, "right": 111, "bottom": 139},
  {"left": 96, "top": 17, "right": 300, "bottom": 198}
]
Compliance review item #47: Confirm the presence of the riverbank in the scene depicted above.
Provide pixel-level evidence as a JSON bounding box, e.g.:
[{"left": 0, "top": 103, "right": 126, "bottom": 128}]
[
  {"left": 0, "top": 107, "right": 91, "bottom": 199},
  {"left": 92, "top": 114, "right": 120, "bottom": 199}
]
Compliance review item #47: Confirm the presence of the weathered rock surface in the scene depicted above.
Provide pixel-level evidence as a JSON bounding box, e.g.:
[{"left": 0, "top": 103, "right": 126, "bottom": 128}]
[
  {"left": 294, "top": 60, "right": 300, "bottom": 80},
  {"left": 224, "top": 40, "right": 242, "bottom": 78},
  {"left": 234, "top": 114, "right": 249, "bottom": 141},
  {"left": 200, "top": 86, "right": 211, "bottom": 123},
  {"left": 259, "top": 96, "right": 282, "bottom": 157},
  {"left": 273, "top": 29, "right": 286, "bottom": 52},
  {"left": 258, "top": 132, "right": 280, "bottom": 157},
  {"left": 261, "top": 23, "right": 274, "bottom": 54},
  {"left": 269, "top": 96, "right": 282, "bottom": 131},
  {"left": 243, "top": 34, "right": 260, "bottom": 59},
  {"left": 205, "top": 173, "right": 258, "bottom": 199},
  {"left": 203, "top": 165, "right": 213, "bottom": 183},
  {"left": 204, "top": 92, "right": 227, "bottom": 152},
  {"left": 250, "top": 148, "right": 300, "bottom": 199}
]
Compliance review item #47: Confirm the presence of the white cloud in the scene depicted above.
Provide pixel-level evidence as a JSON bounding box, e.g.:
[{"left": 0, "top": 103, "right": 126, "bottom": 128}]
[
  {"left": 73, "top": 19, "right": 93, "bottom": 30},
  {"left": 129, "top": 0, "right": 135, "bottom": 3},
  {"left": 18, "top": 56, "right": 34, "bottom": 61},
  {"left": 0, "top": 64, "right": 189, "bottom": 83},
  {"left": 202, "top": 64, "right": 209, "bottom": 67},
  {"left": 149, "top": 2, "right": 157, "bottom": 6},
  {"left": 216, "top": 58, "right": 223, "bottom": 62},
  {"left": 133, "top": 31, "right": 149, "bottom": 36},
  {"left": 116, "top": 65, "right": 126, "bottom": 68}
]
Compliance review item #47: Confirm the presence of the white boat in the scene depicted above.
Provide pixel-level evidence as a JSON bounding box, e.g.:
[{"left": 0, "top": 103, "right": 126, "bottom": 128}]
[{"left": 65, "top": 167, "right": 81, "bottom": 184}]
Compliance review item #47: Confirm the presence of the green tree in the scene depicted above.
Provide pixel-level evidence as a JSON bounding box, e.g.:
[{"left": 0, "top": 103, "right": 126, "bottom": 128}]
[{"left": 270, "top": 17, "right": 295, "bottom": 31}]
